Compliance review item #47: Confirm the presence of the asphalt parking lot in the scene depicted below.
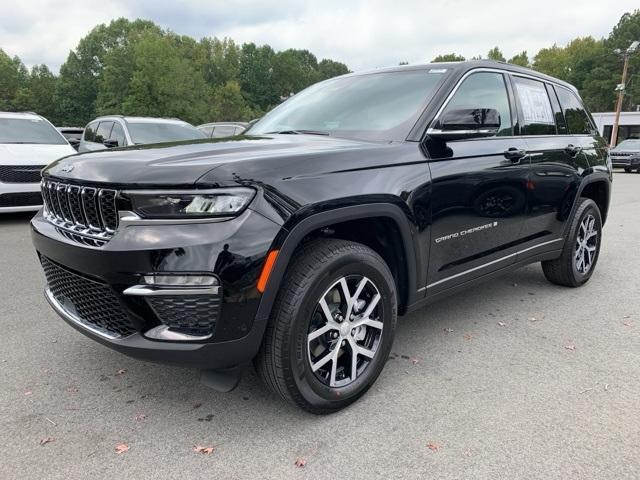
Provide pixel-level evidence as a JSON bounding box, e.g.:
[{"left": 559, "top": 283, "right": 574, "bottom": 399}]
[{"left": 1, "top": 172, "right": 638, "bottom": 480}]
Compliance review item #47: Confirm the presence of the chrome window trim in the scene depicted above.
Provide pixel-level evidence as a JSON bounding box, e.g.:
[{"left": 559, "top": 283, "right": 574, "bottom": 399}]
[{"left": 417, "top": 238, "right": 564, "bottom": 291}]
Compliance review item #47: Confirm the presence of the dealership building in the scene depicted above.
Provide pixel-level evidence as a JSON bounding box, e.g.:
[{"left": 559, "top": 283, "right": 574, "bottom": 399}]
[{"left": 591, "top": 111, "right": 640, "bottom": 144}]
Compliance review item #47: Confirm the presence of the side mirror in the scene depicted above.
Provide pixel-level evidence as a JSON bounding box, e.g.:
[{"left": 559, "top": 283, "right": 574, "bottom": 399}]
[
  {"left": 428, "top": 108, "right": 500, "bottom": 141},
  {"left": 103, "top": 139, "right": 119, "bottom": 148}
]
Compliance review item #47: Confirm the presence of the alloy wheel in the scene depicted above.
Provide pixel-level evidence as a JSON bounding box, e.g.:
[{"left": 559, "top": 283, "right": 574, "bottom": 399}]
[
  {"left": 575, "top": 213, "right": 598, "bottom": 274},
  {"left": 307, "top": 275, "right": 383, "bottom": 388}
]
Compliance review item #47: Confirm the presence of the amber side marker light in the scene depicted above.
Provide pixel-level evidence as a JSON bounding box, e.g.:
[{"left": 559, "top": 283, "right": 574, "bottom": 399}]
[{"left": 257, "top": 250, "right": 279, "bottom": 293}]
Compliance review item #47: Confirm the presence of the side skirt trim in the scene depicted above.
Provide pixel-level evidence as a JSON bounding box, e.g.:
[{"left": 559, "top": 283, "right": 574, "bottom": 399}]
[{"left": 417, "top": 238, "right": 564, "bottom": 291}]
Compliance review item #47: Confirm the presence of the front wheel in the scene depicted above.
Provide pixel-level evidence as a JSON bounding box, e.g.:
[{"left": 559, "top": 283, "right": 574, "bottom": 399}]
[
  {"left": 255, "top": 239, "right": 397, "bottom": 414},
  {"left": 624, "top": 167, "right": 632, "bottom": 173},
  {"left": 542, "top": 197, "right": 602, "bottom": 287}
]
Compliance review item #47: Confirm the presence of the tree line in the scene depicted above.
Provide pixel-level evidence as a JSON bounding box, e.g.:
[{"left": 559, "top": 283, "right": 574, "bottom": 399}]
[
  {"left": 1, "top": 11, "right": 639, "bottom": 127},
  {"left": 431, "top": 10, "right": 640, "bottom": 113},
  {"left": 0, "top": 18, "right": 349, "bottom": 127}
]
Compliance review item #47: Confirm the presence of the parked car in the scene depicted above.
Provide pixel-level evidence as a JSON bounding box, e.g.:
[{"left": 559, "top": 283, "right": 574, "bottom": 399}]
[
  {"left": 197, "top": 122, "right": 248, "bottom": 138},
  {"left": 610, "top": 138, "right": 640, "bottom": 172},
  {"left": 0, "top": 112, "right": 76, "bottom": 213},
  {"left": 32, "top": 61, "right": 611, "bottom": 413},
  {"left": 78, "top": 116, "right": 205, "bottom": 152},
  {"left": 57, "top": 127, "right": 84, "bottom": 150}
]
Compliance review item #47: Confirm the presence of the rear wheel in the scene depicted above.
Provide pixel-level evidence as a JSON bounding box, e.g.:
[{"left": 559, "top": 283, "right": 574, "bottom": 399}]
[
  {"left": 624, "top": 167, "right": 632, "bottom": 173},
  {"left": 255, "top": 239, "right": 397, "bottom": 414},
  {"left": 542, "top": 197, "right": 602, "bottom": 287}
]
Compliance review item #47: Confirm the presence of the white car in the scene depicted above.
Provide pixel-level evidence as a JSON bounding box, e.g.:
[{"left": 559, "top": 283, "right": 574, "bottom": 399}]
[
  {"left": 78, "top": 116, "right": 205, "bottom": 152},
  {"left": 0, "top": 112, "right": 76, "bottom": 213}
]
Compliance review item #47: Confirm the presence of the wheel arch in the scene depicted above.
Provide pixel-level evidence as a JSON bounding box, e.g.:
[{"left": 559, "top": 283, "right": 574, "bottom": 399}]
[
  {"left": 254, "top": 203, "right": 420, "bottom": 328},
  {"left": 575, "top": 174, "right": 611, "bottom": 225}
]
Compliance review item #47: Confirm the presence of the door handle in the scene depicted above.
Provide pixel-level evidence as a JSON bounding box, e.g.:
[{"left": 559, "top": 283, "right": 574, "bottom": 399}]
[
  {"left": 565, "top": 144, "right": 582, "bottom": 157},
  {"left": 504, "top": 147, "right": 527, "bottom": 163}
]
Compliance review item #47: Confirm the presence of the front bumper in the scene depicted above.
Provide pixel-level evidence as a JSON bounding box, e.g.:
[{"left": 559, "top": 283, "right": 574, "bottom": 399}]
[
  {"left": 0, "top": 181, "right": 43, "bottom": 212},
  {"left": 611, "top": 156, "right": 640, "bottom": 168},
  {"left": 32, "top": 207, "right": 281, "bottom": 370}
]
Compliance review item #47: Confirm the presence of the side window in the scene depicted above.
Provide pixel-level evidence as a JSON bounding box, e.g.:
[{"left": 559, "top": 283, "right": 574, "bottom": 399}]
[
  {"left": 95, "top": 122, "right": 114, "bottom": 144},
  {"left": 512, "top": 76, "right": 556, "bottom": 135},
  {"left": 200, "top": 126, "right": 214, "bottom": 137},
  {"left": 211, "top": 125, "right": 238, "bottom": 138},
  {"left": 443, "top": 72, "right": 513, "bottom": 136},
  {"left": 554, "top": 87, "right": 595, "bottom": 135},
  {"left": 545, "top": 84, "right": 567, "bottom": 134},
  {"left": 234, "top": 126, "right": 245, "bottom": 135},
  {"left": 110, "top": 122, "right": 127, "bottom": 147},
  {"left": 84, "top": 122, "right": 97, "bottom": 142}
]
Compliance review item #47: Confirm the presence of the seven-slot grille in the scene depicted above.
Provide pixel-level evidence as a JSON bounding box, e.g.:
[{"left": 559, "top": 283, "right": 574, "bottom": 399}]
[
  {"left": 0, "top": 165, "right": 45, "bottom": 183},
  {"left": 41, "top": 179, "right": 119, "bottom": 246}
]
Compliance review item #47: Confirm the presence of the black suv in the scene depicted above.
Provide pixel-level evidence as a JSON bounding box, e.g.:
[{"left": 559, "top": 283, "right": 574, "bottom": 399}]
[{"left": 32, "top": 61, "right": 611, "bottom": 414}]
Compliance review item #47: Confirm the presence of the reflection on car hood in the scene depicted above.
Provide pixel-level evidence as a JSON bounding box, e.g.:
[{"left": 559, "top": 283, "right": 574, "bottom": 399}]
[{"left": 43, "top": 135, "right": 388, "bottom": 186}]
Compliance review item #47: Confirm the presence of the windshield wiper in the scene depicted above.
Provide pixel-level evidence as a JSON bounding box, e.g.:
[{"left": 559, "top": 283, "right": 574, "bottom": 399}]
[{"left": 264, "top": 129, "right": 330, "bottom": 136}]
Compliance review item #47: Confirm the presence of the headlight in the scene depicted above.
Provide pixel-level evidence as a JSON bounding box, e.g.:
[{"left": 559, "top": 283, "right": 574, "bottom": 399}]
[{"left": 125, "top": 188, "right": 255, "bottom": 218}]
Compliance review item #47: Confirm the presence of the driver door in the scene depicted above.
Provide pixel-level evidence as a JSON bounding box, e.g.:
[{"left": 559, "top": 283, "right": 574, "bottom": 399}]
[{"left": 425, "top": 71, "right": 530, "bottom": 295}]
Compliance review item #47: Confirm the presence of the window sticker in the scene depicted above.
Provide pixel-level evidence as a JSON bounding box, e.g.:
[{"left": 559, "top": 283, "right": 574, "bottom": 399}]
[{"left": 516, "top": 82, "right": 554, "bottom": 124}]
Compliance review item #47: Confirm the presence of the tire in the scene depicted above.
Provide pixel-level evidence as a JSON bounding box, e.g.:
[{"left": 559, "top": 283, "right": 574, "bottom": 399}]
[
  {"left": 541, "top": 197, "right": 602, "bottom": 287},
  {"left": 255, "top": 238, "right": 397, "bottom": 414},
  {"left": 624, "top": 167, "right": 632, "bottom": 173}
]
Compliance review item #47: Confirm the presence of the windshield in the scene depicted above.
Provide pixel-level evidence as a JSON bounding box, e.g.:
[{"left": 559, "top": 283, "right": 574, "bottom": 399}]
[
  {"left": 126, "top": 122, "right": 206, "bottom": 144},
  {"left": 0, "top": 118, "right": 67, "bottom": 145},
  {"left": 616, "top": 139, "right": 640, "bottom": 150},
  {"left": 248, "top": 69, "right": 447, "bottom": 141}
]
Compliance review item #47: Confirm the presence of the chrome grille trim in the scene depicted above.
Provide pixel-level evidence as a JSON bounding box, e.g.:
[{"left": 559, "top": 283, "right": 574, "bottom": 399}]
[{"left": 41, "top": 179, "right": 119, "bottom": 245}]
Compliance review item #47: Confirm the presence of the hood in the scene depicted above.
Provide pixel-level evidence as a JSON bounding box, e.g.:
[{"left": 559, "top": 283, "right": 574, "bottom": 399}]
[
  {"left": 43, "top": 135, "right": 391, "bottom": 187},
  {"left": 0, "top": 144, "right": 76, "bottom": 166}
]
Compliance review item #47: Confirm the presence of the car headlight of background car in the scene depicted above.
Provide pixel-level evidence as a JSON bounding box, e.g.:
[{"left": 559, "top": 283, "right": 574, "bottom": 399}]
[{"left": 124, "top": 188, "right": 255, "bottom": 218}]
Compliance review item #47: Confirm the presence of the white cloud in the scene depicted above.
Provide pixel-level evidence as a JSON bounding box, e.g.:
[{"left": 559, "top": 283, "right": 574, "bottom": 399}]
[{"left": 1, "top": 0, "right": 638, "bottom": 72}]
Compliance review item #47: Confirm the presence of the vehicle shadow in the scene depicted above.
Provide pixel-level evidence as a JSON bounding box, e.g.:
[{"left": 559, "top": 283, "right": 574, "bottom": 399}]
[{"left": 0, "top": 211, "right": 36, "bottom": 226}]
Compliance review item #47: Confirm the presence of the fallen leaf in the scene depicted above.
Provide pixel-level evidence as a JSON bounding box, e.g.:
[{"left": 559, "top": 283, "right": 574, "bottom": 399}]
[
  {"left": 116, "top": 369, "right": 127, "bottom": 375},
  {"left": 115, "top": 443, "right": 129, "bottom": 454},
  {"left": 192, "top": 402, "right": 203, "bottom": 409},
  {"left": 443, "top": 328, "right": 453, "bottom": 334},
  {"left": 565, "top": 345, "right": 575, "bottom": 351},
  {"left": 294, "top": 457, "right": 307, "bottom": 468},
  {"left": 67, "top": 386, "right": 78, "bottom": 393},
  {"left": 135, "top": 414, "right": 146, "bottom": 422},
  {"left": 24, "top": 390, "right": 33, "bottom": 396},
  {"left": 193, "top": 445, "right": 215, "bottom": 455},
  {"left": 39, "top": 437, "right": 55, "bottom": 446},
  {"left": 623, "top": 321, "right": 632, "bottom": 327},
  {"left": 426, "top": 442, "right": 440, "bottom": 452},
  {"left": 497, "top": 322, "right": 506, "bottom": 327},
  {"left": 463, "top": 334, "right": 473, "bottom": 341},
  {"left": 410, "top": 357, "right": 419, "bottom": 365}
]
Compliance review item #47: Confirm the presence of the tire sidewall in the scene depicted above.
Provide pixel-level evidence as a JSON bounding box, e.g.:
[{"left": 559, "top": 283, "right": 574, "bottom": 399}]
[
  {"left": 570, "top": 200, "right": 602, "bottom": 284},
  {"left": 287, "top": 250, "right": 396, "bottom": 409}
]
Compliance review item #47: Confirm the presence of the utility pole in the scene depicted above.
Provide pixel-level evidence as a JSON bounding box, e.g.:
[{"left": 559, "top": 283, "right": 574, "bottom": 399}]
[{"left": 611, "top": 41, "right": 639, "bottom": 148}]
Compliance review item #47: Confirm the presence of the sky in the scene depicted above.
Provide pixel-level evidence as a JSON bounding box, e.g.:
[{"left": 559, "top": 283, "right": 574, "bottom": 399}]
[{"left": 1, "top": 0, "right": 638, "bottom": 73}]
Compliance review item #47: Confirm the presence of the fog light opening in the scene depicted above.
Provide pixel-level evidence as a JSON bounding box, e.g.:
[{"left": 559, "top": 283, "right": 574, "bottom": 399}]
[{"left": 142, "top": 274, "right": 219, "bottom": 287}]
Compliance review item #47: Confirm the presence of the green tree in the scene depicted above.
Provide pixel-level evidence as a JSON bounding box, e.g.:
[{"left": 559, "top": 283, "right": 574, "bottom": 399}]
[
  {"left": 487, "top": 47, "right": 506, "bottom": 62},
  {"left": 54, "top": 18, "right": 161, "bottom": 125},
  {"left": 432, "top": 53, "right": 465, "bottom": 62},
  {"left": 317, "top": 59, "right": 349, "bottom": 80},
  {"left": 508, "top": 51, "right": 529, "bottom": 67},
  {"left": 239, "top": 43, "right": 278, "bottom": 111},
  {"left": 0, "top": 49, "right": 28, "bottom": 110},
  {"left": 14, "top": 65, "right": 58, "bottom": 122},
  {"left": 209, "top": 80, "right": 257, "bottom": 121},
  {"left": 120, "top": 33, "right": 209, "bottom": 124},
  {"left": 201, "top": 37, "right": 241, "bottom": 86}
]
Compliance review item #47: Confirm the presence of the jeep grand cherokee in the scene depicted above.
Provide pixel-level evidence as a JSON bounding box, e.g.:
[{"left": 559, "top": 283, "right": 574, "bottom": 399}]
[{"left": 32, "top": 60, "right": 612, "bottom": 414}]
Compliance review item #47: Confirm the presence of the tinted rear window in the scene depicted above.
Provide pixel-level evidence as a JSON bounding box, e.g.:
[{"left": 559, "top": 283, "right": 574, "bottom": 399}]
[{"left": 0, "top": 118, "right": 66, "bottom": 145}]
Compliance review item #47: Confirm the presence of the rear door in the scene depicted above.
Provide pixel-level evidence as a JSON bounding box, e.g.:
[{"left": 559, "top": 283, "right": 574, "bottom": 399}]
[
  {"left": 512, "top": 76, "right": 590, "bottom": 252},
  {"left": 425, "top": 70, "right": 530, "bottom": 294}
]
